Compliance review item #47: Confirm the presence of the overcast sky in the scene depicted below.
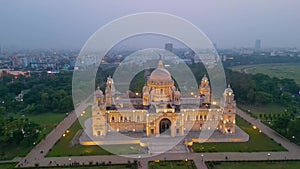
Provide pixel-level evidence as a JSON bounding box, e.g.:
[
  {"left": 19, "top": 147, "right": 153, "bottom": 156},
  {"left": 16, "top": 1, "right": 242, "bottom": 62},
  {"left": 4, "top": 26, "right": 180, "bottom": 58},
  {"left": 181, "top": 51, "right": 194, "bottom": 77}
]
[{"left": 0, "top": 0, "right": 300, "bottom": 50}]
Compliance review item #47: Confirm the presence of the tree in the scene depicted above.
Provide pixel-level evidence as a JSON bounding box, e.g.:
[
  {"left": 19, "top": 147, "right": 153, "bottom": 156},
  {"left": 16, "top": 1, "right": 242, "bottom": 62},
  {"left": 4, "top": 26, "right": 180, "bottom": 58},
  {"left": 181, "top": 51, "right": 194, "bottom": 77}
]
[
  {"left": 254, "top": 91, "right": 273, "bottom": 104},
  {"left": 273, "top": 115, "right": 290, "bottom": 135}
]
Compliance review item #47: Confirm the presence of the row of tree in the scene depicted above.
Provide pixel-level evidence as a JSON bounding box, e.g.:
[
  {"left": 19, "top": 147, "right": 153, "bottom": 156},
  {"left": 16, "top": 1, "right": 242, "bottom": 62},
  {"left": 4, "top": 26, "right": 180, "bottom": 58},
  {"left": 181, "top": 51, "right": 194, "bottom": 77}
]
[
  {"left": 0, "top": 72, "right": 73, "bottom": 115},
  {"left": 226, "top": 69, "right": 300, "bottom": 107},
  {"left": 0, "top": 115, "right": 40, "bottom": 157}
]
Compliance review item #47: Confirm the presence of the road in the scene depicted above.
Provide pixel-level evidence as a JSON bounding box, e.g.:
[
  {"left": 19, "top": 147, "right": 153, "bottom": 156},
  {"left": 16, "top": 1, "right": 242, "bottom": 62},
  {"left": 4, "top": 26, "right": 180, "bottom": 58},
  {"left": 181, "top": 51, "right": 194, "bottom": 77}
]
[{"left": 16, "top": 108, "right": 300, "bottom": 169}]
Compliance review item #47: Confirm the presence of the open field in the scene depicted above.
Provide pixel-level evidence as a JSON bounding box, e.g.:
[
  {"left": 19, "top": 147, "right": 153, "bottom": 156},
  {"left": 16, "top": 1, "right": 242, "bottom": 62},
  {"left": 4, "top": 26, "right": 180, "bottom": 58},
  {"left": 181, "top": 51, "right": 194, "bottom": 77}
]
[
  {"left": 0, "top": 162, "right": 136, "bottom": 169},
  {"left": 238, "top": 104, "right": 286, "bottom": 115},
  {"left": 0, "top": 113, "right": 66, "bottom": 160},
  {"left": 0, "top": 162, "right": 18, "bottom": 169},
  {"left": 230, "top": 63, "right": 300, "bottom": 85},
  {"left": 47, "top": 119, "right": 144, "bottom": 157},
  {"left": 206, "top": 161, "right": 300, "bottom": 169},
  {"left": 192, "top": 116, "right": 286, "bottom": 152},
  {"left": 26, "top": 113, "right": 66, "bottom": 125},
  {"left": 149, "top": 160, "right": 197, "bottom": 169}
]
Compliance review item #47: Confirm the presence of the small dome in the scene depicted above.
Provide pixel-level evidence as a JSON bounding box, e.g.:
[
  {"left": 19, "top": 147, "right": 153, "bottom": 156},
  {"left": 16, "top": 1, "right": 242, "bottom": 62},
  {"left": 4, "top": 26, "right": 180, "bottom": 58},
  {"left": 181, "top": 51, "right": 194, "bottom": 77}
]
[
  {"left": 95, "top": 87, "right": 103, "bottom": 95},
  {"left": 202, "top": 75, "right": 208, "bottom": 81},
  {"left": 224, "top": 85, "right": 233, "bottom": 94}
]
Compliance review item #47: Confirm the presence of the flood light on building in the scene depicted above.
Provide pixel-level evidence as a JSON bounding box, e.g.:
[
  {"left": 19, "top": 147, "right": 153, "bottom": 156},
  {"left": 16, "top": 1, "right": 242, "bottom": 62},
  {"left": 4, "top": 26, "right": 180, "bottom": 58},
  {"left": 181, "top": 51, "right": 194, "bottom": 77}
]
[{"left": 253, "top": 126, "right": 257, "bottom": 129}]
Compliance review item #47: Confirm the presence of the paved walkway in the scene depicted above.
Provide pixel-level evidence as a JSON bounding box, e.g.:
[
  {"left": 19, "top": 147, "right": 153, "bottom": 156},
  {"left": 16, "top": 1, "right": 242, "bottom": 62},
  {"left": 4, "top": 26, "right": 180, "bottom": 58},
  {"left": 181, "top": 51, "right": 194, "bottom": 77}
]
[{"left": 15, "top": 108, "right": 300, "bottom": 169}]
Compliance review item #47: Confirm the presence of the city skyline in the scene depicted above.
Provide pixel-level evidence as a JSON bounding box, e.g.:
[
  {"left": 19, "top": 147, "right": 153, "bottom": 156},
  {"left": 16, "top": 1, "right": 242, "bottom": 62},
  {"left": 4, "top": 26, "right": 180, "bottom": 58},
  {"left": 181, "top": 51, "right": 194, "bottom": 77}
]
[{"left": 1, "top": 0, "right": 300, "bottom": 49}]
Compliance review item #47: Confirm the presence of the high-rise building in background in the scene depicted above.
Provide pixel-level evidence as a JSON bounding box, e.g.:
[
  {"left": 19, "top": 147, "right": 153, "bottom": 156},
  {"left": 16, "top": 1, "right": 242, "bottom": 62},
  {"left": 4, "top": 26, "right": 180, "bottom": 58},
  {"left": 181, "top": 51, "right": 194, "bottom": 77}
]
[
  {"left": 165, "top": 43, "right": 173, "bottom": 52},
  {"left": 255, "top": 39, "right": 261, "bottom": 50}
]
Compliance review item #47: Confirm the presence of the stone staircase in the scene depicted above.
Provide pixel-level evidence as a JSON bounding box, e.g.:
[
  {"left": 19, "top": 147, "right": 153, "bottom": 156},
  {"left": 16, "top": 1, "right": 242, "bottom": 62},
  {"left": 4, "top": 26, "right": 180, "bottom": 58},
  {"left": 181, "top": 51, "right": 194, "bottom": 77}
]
[{"left": 148, "top": 136, "right": 187, "bottom": 154}]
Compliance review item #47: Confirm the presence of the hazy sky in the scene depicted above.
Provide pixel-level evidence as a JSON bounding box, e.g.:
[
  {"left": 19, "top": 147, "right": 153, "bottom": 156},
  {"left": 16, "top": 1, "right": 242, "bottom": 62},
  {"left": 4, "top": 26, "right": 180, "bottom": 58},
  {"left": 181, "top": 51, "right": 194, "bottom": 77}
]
[{"left": 1, "top": 0, "right": 300, "bottom": 49}]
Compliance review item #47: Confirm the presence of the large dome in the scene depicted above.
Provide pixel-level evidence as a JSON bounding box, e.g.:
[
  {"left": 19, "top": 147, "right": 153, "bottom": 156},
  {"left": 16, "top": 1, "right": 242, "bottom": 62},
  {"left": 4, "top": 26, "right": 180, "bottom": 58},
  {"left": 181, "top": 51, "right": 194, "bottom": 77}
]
[
  {"left": 149, "top": 67, "right": 172, "bottom": 81},
  {"left": 148, "top": 60, "right": 173, "bottom": 83}
]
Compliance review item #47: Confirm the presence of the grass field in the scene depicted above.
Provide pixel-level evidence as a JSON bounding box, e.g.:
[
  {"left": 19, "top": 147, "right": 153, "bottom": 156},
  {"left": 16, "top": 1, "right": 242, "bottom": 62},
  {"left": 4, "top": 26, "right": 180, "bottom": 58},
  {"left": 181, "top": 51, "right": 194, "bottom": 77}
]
[
  {"left": 0, "top": 113, "right": 66, "bottom": 160},
  {"left": 230, "top": 63, "right": 300, "bottom": 85},
  {"left": 192, "top": 116, "right": 286, "bottom": 152},
  {"left": 238, "top": 104, "right": 286, "bottom": 115},
  {"left": 149, "top": 160, "right": 196, "bottom": 169},
  {"left": 0, "top": 162, "right": 18, "bottom": 169},
  {"left": 206, "top": 161, "right": 300, "bottom": 169},
  {"left": 47, "top": 119, "right": 145, "bottom": 157},
  {"left": 0, "top": 162, "right": 136, "bottom": 169}
]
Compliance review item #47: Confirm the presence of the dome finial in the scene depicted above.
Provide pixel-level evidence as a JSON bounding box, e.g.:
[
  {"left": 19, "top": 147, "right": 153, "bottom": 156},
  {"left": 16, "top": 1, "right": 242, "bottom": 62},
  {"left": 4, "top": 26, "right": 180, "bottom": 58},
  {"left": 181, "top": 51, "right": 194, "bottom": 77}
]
[
  {"left": 158, "top": 54, "right": 163, "bottom": 68},
  {"left": 228, "top": 84, "right": 231, "bottom": 88}
]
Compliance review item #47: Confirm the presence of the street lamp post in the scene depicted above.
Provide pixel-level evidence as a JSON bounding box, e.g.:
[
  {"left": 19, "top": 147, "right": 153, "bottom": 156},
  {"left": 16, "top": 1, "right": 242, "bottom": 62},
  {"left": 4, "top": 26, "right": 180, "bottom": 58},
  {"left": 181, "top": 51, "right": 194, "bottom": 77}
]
[
  {"left": 267, "top": 153, "right": 271, "bottom": 160},
  {"left": 201, "top": 154, "right": 204, "bottom": 161},
  {"left": 292, "top": 135, "right": 295, "bottom": 142}
]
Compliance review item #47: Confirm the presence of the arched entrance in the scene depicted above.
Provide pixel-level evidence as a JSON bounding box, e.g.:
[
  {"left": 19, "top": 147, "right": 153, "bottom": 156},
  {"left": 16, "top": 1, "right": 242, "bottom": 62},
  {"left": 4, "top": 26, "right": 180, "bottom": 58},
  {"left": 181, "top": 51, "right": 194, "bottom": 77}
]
[{"left": 159, "top": 118, "right": 171, "bottom": 135}]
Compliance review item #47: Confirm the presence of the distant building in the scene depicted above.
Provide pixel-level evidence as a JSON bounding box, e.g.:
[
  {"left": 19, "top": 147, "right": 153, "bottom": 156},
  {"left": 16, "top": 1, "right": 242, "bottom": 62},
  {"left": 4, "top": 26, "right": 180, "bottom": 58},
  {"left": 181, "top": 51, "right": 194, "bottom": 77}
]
[
  {"left": 165, "top": 43, "right": 173, "bottom": 52},
  {"left": 255, "top": 39, "right": 261, "bottom": 50}
]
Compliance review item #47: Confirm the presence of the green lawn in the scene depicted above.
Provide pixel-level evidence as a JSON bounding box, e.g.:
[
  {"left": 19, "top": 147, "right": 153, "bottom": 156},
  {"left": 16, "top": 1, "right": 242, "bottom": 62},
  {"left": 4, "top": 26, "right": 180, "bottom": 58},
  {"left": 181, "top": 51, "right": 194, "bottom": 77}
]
[
  {"left": 0, "top": 145, "right": 32, "bottom": 160},
  {"left": 230, "top": 63, "right": 300, "bottom": 85},
  {"left": 37, "top": 164, "right": 136, "bottom": 169},
  {"left": 26, "top": 113, "right": 66, "bottom": 125},
  {"left": 0, "top": 113, "right": 66, "bottom": 160},
  {"left": 192, "top": 116, "right": 286, "bottom": 152},
  {"left": 47, "top": 119, "right": 145, "bottom": 157},
  {"left": 149, "top": 160, "right": 197, "bottom": 169},
  {"left": 0, "top": 162, "right": 18, "bottom": 169},
  {"left": 0, "top": 162, "right": 137, "bottom": 169},
  {"left": 206, "top": 161, "right": 300, "bottom": 169},
  {"left": 239, "top": 104, "right": 286, "bottom": 115}
]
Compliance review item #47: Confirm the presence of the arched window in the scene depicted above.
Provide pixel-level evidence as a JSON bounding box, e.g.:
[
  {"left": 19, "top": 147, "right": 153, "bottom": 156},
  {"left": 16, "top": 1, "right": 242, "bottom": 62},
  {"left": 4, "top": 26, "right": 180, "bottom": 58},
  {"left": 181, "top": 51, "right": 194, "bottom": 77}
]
[
  {"left": 196, "top": 116, "right": 199, "bottom": 121},
  {"left": 187, "top": 115, "right": 190, "bottom": 121},
  {"left": 120, "top": 116, "right": 123, "bottom": 121},
  {"left": 112, "top": 116, "right": 114, "bottom": 121},
  {"left": 160, "top": 89, "right": 163, "bottom": 94},
  {"left": 204, "top": 115, "right": 207, "bottom": 120},
  {"left": 137, "top": 116, "right": 140, "bottom": 122},
  {"left": 200, "top": 115, "right": 203, "bottom": 120}
]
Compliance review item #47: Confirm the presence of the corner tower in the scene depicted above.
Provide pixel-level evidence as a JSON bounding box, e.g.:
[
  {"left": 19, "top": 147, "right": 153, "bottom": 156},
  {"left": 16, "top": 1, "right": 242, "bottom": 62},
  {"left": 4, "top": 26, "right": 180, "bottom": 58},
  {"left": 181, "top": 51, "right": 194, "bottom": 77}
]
[
  {"left": 92, "top": 87, "right": 107, "bottom": 136},
  {"left": 199, "top": 75, "right": 211, "bottom": 106},
  {"left": 220, "top": 85, "right": 236, "bottom": 134}
]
